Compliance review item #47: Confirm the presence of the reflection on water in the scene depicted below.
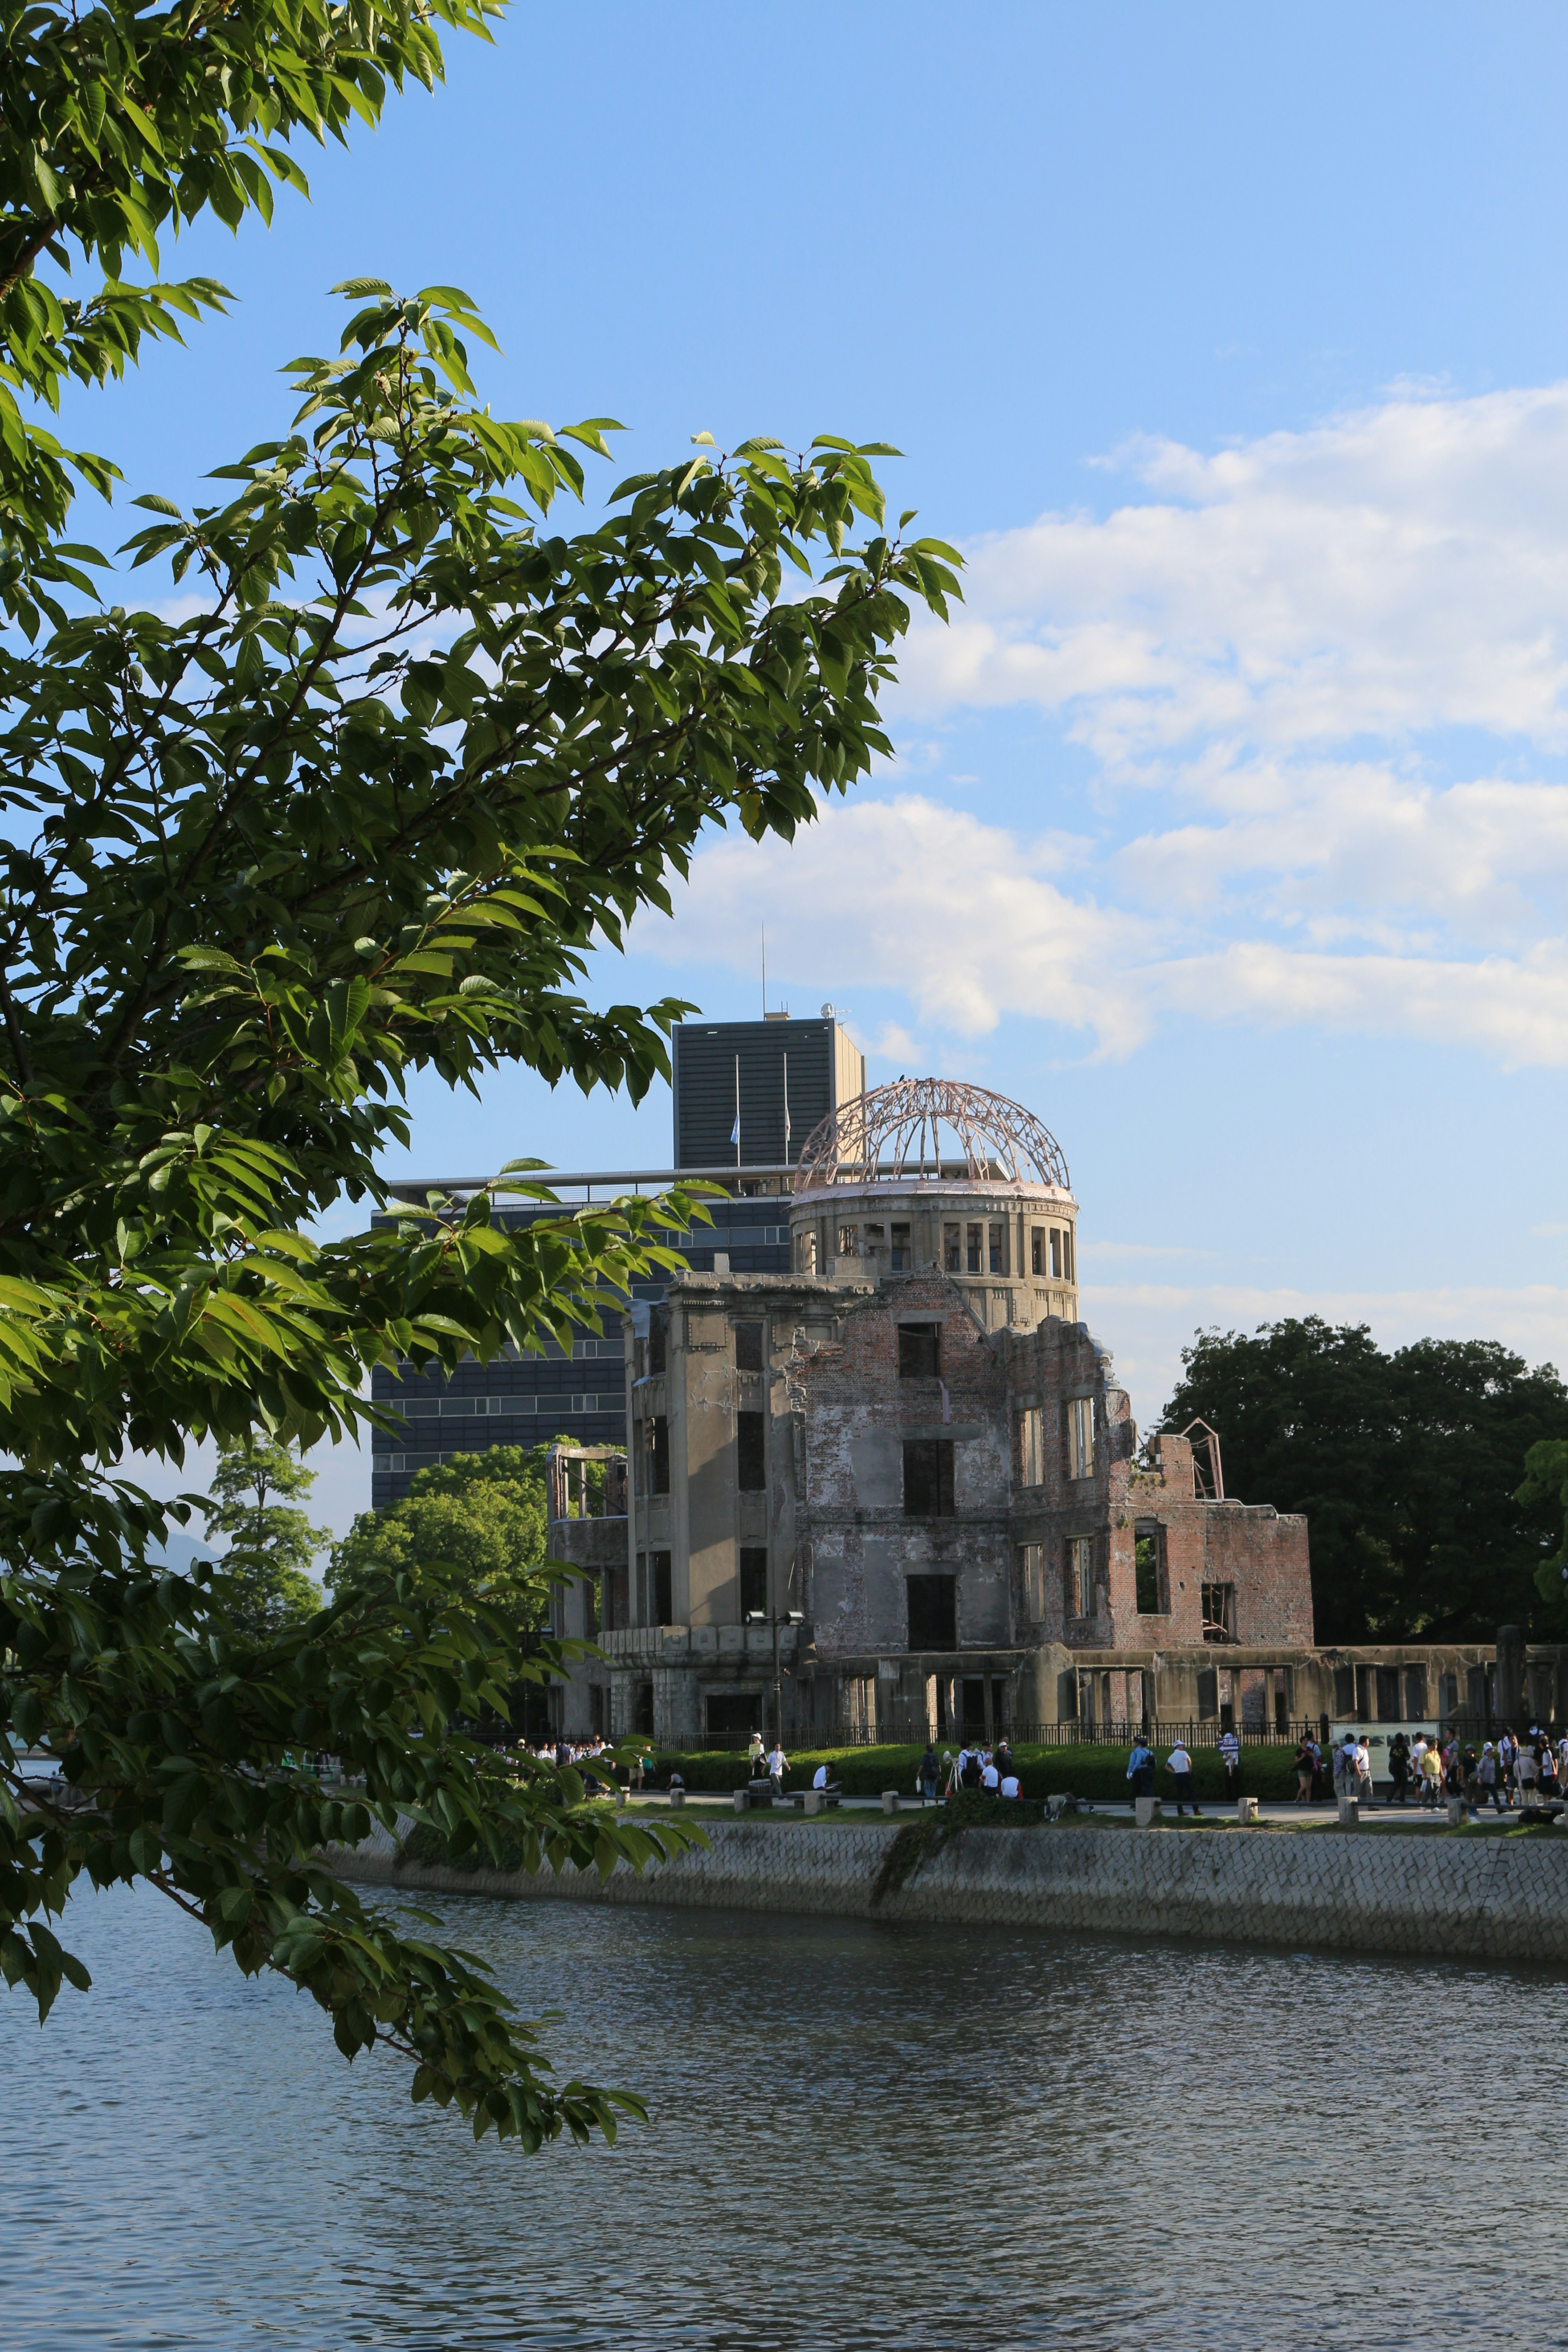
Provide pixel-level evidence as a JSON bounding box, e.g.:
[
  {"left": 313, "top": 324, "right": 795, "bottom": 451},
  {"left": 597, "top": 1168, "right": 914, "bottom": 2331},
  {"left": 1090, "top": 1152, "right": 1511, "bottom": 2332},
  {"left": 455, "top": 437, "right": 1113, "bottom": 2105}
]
[{"left": 4, "top": 1880, "right": 1568, "bottom": 2350}]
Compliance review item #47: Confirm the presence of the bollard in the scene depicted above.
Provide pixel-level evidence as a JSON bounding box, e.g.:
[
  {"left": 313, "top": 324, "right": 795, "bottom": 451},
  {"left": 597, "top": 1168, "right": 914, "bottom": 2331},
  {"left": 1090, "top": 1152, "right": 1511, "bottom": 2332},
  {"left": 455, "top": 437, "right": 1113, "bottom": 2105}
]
[
  {"left": 1134, "top": 1796, "right": 1163, "bottom": 1828},
  {"left": 615, "top": 1788, "right": 627, "bottom": 1810},
  {"left": 1236, "top": 1795, "right": 1258, "bottom": 1825},
  {"left": 804, "top": 1790, "right": 824, "bottom": 1816},
  {"left": 733, "top": 1788, "right": 748, "bottom": 1814},
  {"left": 1446, "top": 1797, "right": 1468, "bottom": 1826},
  {"left": 1338, "top": 1795, "right": 1360, "bottom": 1829},
  {"left": 881, "top": 1789, "right": 900, "bottom": 1815},
  {"left": 668, "top": 1788, "right": 686, "bottom": 1809}
]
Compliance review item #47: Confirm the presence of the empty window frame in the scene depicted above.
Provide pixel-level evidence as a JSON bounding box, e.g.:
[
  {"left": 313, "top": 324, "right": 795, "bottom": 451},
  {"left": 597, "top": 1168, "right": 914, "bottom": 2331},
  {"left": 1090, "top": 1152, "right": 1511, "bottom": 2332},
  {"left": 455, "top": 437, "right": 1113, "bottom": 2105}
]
[
  {"left": 987, "top": 1220, "right": 1007, "bottom": 1275},
  {"left": 795, "top": 1228, "right": 818, "bottom": 1274},
  {"left": 1062, "top": 1226, "right": 1075, "bottom": 1282},
  {"left": 836, "top": 1223, "right": 860, "bottom": 1258},
  {"left": 1065, "top": 1394, "right": 1095, "bottom": 1481},
  {"left": 582, "top": 1577, "right": 601, "bottom": 1639},
  {"left": 737, "top": 1410, "right": 767, "bottom": 1492},
  {"left": 1065, "top": 1535, "right": 1094, "bottom": 1618},
  {"left": 1273, "top": 1666, "right": 1290, "bottom": 1735},
  {"left": 863, "top": 1223, "right": 885, "bottom": 1261},
  {"left": 648, "top": 1314, "right": 668, "bottom": 1376},
  {"left": 1016, "top": 1542, "right": 1046, "bottom": 1621},
  {"left": 644, "top": 1414, "right": 670, "bottom": 1496},
  {"left": 1200, "top": 1581, "right": 1236, "bottom": 1644},
  {"left": 1403, "top": 1665, "right": 1429, "bottom": 1721},
  {"left": 902, "top": 1437, "right": 956, "bottom": 1518},
  {"left": 1030, "top": 1227, "right": 1045, "bottom": 1277},
  {"left": 898, "top": 1321, "right": 942, "bottom": 1379},
  {"left": 633, "top": 1678, "right": 655, "bottom": 1735},
  {"left": 965, "top": 1222, "right": 983, "bottom": 1274},
  {"left": 906, "top": 1573, "right": 957, "bottom": 1648},
  {"left": 1133, "top": 1520, "right": 1169, "bottom": 1615},
  {"left": 739, "top": 1546, "right": 769, "bottom": 1618},
  {"left": 651, "top": 1550, "right": 673, "bottom": 1625},
  {"left": 706, "top": 1692, "right": 762, "bottom": 1740},
  {"left": 891, "top": 1221, "right": 912, "bottom": 1271},
  {"left": 943, "top": 1222, "right": 962, "bottom": 1272},
  {"left": 734, "top": 1322, "right": 764, "bottom": 1373},
  {"left": 1016, "top": 1405, "right": 1045, "bottom": 1488}
]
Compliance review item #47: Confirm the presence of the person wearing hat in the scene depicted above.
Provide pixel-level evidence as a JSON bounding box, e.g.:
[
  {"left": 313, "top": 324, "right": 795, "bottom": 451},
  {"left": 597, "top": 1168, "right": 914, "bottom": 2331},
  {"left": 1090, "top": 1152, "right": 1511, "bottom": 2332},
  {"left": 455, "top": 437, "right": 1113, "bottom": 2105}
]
[
  {"left": 1125, "top": 1734, "right": 1155, "bottom": 1808},
  {"left": 1165, "top": 1739, "right": 1200, "bottom": 1816}
]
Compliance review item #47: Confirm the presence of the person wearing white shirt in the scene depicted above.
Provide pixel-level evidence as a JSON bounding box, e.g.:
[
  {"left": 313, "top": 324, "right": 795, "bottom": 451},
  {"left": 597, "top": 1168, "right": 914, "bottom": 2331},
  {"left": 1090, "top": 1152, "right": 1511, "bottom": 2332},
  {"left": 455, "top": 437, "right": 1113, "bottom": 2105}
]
[
  {"left": 980, "top": 1759, "right": 1000, "bottom": 1791},
  {"left": 812, "top": 1762, "right": 830, "bottom": 1791},
  {"left": 999, "top": 1772, "right": 1021, "bottom": 1800},
  {"left": 766, "top": 1743, "right": 787, "bottom": 1794},
  {"left": 1165, "top": 1742, "right": 1199, "bottom": 1816}
]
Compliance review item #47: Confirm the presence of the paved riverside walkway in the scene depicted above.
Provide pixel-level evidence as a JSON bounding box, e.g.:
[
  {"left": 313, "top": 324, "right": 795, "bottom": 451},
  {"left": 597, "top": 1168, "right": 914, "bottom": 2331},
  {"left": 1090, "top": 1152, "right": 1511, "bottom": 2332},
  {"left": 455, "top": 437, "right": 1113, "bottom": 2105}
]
[{"left": 629, "top": 1792, "right": 1510, "bottom": 1829}]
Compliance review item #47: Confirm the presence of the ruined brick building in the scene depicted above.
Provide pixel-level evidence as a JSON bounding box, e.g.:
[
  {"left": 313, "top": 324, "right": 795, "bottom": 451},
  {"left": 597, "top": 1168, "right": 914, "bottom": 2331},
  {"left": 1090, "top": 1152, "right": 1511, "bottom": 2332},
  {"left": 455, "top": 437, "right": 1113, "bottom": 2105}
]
[
  {"left": 543, "top": 1078, "right": 1426, "bottom": 1748},
  {"left": 529, "top": 1074, "right": 1566, "bottom": 1751}
]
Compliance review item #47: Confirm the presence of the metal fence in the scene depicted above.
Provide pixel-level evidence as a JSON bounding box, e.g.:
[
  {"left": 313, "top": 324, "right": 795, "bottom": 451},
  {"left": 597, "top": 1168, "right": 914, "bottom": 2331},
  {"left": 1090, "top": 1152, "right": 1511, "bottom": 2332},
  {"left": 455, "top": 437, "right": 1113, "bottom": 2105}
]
[{"left": 687, "top": 1718, "right": 1323, "bottom": 1753}]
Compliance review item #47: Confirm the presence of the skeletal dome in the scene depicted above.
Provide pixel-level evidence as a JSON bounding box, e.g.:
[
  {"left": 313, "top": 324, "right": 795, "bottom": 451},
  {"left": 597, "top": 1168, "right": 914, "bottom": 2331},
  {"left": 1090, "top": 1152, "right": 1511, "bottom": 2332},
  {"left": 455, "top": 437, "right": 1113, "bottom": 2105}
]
[{"left": 789, "top": 1078, "right": 1078, "bottom": 1331}]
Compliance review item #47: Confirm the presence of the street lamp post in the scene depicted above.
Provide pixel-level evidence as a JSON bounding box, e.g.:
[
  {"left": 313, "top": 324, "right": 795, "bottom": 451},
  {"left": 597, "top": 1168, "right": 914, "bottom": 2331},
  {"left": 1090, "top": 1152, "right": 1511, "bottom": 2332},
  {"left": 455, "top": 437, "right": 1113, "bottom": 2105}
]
[{"left": 745, "top": 1608, "right": 806, "bottom": 1747}]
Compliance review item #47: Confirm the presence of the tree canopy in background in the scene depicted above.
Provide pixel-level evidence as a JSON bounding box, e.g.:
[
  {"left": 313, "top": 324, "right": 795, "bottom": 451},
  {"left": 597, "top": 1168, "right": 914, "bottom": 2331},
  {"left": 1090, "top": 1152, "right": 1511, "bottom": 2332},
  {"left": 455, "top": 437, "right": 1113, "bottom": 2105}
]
[
  {"left": 1159, "top": 1317, "right": 1568, "bottom": 1643},
  {"left": 201, "top": 1438, "right": 325, "bottom": 1635},
  {"left": 0, "top": 0, "right": 962, "bottom": 2147},
  {"left": 330, "top": 1445, "right": 548, "bottom": 1620}
]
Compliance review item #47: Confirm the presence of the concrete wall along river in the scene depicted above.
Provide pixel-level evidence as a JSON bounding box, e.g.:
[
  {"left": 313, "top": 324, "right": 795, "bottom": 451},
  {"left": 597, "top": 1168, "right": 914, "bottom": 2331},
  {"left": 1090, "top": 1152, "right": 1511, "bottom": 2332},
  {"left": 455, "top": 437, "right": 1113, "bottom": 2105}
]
[{"left": 330, "top": 1816, "right": 1568, "bottom": 1962}]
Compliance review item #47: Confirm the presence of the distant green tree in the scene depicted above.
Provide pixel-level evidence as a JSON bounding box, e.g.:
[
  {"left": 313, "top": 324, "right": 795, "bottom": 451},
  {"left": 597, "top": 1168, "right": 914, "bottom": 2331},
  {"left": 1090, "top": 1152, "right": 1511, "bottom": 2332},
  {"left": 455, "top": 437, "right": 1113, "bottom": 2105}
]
[
  {"left": 1159, "top": 1318, "right": 1568, "bottom": 1642},
  {"left": 1516, "top": 1440, "right": 1568, "bottom": 1633},
  {"left": 330, "top": 1444, "right": 550, "bottom": 1621},
  {"left": 202, "top": 1440, "right": 327, "bottom": 1635}
]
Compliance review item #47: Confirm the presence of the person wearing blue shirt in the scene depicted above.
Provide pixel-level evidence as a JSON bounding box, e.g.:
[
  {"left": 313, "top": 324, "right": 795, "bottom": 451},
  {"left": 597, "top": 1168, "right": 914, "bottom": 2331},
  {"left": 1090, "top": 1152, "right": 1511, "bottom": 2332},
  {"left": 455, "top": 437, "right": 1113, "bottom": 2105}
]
[{"left": 1126, "top": 1738, "right": 1155, "bottom": 1807}]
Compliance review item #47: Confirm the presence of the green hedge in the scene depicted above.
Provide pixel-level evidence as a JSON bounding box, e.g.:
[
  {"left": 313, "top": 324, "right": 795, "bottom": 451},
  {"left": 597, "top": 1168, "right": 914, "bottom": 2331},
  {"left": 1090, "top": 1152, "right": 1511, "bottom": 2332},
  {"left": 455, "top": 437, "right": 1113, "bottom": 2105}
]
[{"left": 646, "top": 1740, "right": 1306, "bottom": 1804}]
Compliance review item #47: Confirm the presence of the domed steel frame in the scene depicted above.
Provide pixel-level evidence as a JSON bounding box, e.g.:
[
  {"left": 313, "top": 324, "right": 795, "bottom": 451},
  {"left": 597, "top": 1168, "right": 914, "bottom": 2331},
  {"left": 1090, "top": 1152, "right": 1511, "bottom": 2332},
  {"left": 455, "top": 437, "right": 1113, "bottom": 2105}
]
[{"left": 794, "top": 1077, "right": 1070, "bottom": 1194}]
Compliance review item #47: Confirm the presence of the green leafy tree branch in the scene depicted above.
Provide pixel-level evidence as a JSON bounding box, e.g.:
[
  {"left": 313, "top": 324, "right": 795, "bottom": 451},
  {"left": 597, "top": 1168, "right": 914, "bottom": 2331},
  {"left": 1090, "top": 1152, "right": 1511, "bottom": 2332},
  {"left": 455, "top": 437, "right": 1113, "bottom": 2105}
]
[{"left": 0, "top": 4, "right": 962, "bottom": 2149}]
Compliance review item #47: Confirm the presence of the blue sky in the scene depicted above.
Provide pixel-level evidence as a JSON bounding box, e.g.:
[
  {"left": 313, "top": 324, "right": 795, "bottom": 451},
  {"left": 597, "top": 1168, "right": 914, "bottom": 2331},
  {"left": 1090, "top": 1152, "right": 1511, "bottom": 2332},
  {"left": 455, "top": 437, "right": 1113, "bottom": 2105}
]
[{"left": 65, "top": 2, "right": 1568, "bottom": 1532}]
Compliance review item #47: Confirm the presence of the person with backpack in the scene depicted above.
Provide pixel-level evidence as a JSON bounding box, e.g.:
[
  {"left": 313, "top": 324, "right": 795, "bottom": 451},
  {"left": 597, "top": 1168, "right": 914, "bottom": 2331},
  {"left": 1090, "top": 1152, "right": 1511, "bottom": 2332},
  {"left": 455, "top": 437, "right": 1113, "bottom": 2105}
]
[
  {"left": 918, "top": 1741, "right": 940, "bottom": 1805},
  {"left": 1387, "top": 1731, "right": 1412, "bottom": 1806}
]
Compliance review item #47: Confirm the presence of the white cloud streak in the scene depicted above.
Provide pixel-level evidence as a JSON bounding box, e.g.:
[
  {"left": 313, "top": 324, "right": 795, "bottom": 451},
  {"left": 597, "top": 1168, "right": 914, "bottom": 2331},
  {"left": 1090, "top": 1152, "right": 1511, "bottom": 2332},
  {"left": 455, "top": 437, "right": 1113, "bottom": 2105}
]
[{"left": 639, "top": 381, "right": 1568, "bottom": 1065}]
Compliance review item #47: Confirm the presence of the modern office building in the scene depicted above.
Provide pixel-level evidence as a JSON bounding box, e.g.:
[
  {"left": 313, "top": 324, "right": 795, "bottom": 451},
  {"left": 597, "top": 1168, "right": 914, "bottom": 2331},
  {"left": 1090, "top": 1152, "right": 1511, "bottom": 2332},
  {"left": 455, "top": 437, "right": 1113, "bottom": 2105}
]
[{"left": 365, "top": 1010, "right": 864, "bottom": 1509}]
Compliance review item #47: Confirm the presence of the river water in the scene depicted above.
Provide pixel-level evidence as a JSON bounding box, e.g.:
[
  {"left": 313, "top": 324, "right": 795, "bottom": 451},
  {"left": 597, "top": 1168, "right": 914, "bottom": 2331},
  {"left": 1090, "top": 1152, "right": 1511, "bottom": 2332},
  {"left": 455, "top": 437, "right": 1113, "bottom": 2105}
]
[{"left": 4, "top": 1881, "right": 1567, "bottom": 2350}]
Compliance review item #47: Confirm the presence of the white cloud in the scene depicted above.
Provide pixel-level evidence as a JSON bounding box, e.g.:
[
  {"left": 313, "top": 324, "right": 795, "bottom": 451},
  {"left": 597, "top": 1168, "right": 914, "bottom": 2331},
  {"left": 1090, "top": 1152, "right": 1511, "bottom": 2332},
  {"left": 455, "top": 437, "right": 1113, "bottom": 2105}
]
[
  {"left": 901, "top": 383, "right": 1568, "bottom": 763},
  {"left": 640, "top": 790, "right": 1568, "bottom": 1065},
  {"left": 635, "top": 796, "right": 1151, "bottom": 1053},
  {"left": 635, "top": 383, "right": 1568, "bottom": 1067}
]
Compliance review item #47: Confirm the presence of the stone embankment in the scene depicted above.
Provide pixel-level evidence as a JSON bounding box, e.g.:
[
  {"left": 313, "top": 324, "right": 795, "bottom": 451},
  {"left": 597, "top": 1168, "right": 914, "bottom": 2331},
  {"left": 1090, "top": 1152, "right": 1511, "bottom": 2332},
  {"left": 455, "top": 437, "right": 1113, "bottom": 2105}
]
[{"left": 329, "top": 1817, "right": 1568, "bottom": 1962}]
